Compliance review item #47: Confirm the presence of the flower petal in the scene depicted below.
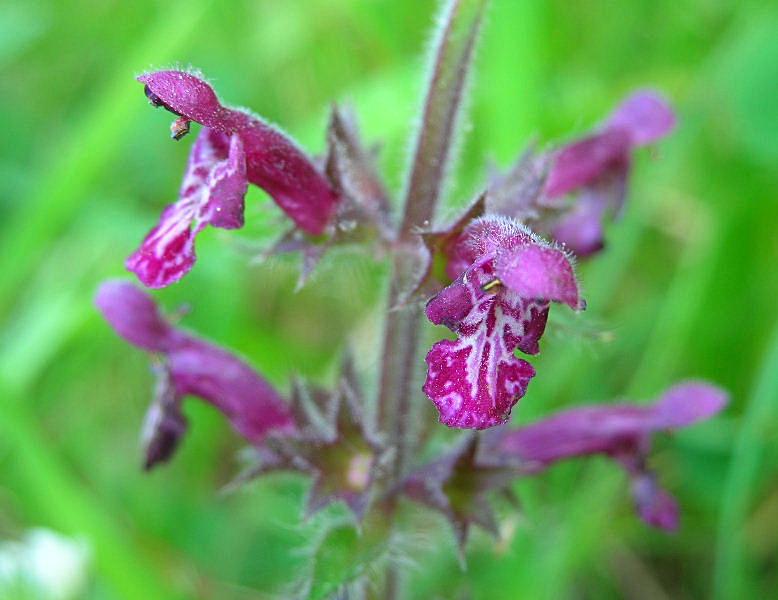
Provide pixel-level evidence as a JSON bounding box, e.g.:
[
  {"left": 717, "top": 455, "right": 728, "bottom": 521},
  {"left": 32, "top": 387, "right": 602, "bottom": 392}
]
[
  {"left": 95, "top": 280, "right": 174, "bottom": 351},
  {"left": 167, "top": 338, "right": 295, "bottom": 444},
  {"left": 141, "top": 365, "right": 188, "bottom": 470},
  {"left": 650, "top": 381, "right": 729, "bottom": 429},
  {"left": 492, "top": 404, "right": 654, "bottom": 468},
  {"left": 424, "top": 257, "right": 541, "bottom": 429},
  {"left": 490, "top": 382, "right": 728, "bottom": 466},
  {"left": 544, "top": 128, "right": 631, "bottom": 199},
  {"left": 204, "top": 133, "right": 247, "bottom": 229},
  {"left": 139, "top": 70, "right": 339, "bottom": 235},
  {"left": 126, "top": 128, "right": 247, "bottom": 288},
  {"left": 549, "top": 170, "right": 628, "bottom": 257},
  {"left": 631, "top": 472, "right": 679, "bottom": 531},
  {"left": 139, "top": 70, "right": 221, "bottom": 126},
  {"left": 607, "top": 90, "right": 676, "bottom": 146},
  {"left": 496, "top": 243, "right": 582, "bottom": 310},
  {"left": 96, "top": 281, "right": 296, "bottom": 451}
]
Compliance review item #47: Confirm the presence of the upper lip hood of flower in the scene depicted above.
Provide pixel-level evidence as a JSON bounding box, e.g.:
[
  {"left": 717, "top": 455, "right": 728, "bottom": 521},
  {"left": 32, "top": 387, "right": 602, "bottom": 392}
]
[
  {"left": 135, "top": 69, "right": 340, "bottom": 246},
  {"left": 138, "top": 71, "right": 223, "bottom": 129}
]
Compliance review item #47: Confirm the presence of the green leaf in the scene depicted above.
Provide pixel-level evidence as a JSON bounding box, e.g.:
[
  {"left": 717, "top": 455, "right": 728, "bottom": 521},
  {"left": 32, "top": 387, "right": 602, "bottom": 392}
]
[{"left": 303, "top": 515, "right": 392, "bottom": 600}]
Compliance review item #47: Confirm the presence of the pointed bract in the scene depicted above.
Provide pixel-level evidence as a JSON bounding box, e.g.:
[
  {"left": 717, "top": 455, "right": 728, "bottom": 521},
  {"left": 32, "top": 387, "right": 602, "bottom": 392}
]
[
  {"left": 486, "top": 145, "right": 551, "bottom": 223},
  {"left": 325, "top": 104, "right": 392, "bottom": 238},
  {"left": 251, "top": 358, "right": 385, "bottom": 521},
  {"left": 403, "top": 435, "right": 515, "bottom": 554}
]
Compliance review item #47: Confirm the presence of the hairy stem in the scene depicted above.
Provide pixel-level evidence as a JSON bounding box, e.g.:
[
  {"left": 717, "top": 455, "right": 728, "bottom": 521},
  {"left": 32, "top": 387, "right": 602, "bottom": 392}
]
[
  {"left": 379, "top": 0, "right": 487, "bottom": 481},
  {"left": 376, "top": 2, "right": 488, "bottom": 595},
  {"left": 401, "top": 0, "right": 487, "bottom": 233}
]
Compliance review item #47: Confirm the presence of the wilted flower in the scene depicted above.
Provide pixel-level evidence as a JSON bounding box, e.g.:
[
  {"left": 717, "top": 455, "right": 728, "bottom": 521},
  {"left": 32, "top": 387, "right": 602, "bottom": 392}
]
[
  {"left": 424, "top": 215, "right": 583, "bottom": 430},
  {"left": 95, "top": 280, "right": 295, "bottom": 467},
  {"left": 129, "top": 70, "right": 340, "bottom": 288}
]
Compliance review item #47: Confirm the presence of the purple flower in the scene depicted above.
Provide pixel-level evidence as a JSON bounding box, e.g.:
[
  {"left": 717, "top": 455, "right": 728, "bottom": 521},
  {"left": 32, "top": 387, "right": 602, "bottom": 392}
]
[
  {"left": 423, "top": 215, "right": 583, "bottom": 430},
  {"left": 95, "top": 280, "right": 295, "bottom": 468},
  {"left": 543, "top": 90, "right": 676, "bottom": 256},
  {"left": 127, "top": 129, "right": 247, "bottom": 288},
  {"left": 131, "top": 70, "right": 340, "bottom": 288},
  {"left": 486, "top": 381, "right": 728, "bottom": 529}
]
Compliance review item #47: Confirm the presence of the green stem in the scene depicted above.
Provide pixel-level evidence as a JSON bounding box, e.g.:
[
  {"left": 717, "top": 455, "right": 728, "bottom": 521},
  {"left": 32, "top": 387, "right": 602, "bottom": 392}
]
[
  {"left": 378, "top": 0, "right": 487, "bottom": 485},
  {"left": 377, "top": 0, "right": 487, "bottom": 485},
  {"left": 376, "top": 1, "right": 488, "bottom": 597}
]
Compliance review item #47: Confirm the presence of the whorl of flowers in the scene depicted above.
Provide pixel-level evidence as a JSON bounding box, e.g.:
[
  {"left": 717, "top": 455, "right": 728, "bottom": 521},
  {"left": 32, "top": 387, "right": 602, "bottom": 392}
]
[{"left": 95, "top": 1, "right": 725, "bottom": 585}]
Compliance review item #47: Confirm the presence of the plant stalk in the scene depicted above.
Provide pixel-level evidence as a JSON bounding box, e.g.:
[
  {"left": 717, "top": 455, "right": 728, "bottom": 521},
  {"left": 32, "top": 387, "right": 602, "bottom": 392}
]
[
  {"left": 378, "top": 0, "right": 487, "bottom": 484},
  {"left": 376, "top": 0, "right": 488, "bottom": 595}
]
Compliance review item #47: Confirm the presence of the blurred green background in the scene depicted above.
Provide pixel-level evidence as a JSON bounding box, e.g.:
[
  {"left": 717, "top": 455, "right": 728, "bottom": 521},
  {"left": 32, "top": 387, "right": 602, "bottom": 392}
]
[{"left": 1, "top": 0, "right": 777, "bottom": 598}]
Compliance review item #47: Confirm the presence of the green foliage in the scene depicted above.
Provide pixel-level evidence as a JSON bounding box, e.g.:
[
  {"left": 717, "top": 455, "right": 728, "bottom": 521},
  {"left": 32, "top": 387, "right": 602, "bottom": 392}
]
[
  {"left": 1, "top": 0, "right": 776, "bottom": 598},
  {"left": 300, "top": 513, "right": 393, "bottom": 600}
]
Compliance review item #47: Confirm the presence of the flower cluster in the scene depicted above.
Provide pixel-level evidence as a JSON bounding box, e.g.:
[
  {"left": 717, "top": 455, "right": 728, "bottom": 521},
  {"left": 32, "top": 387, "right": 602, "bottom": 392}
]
[{"left": 95, "top": 4, "right": 724, "bottom": 586}]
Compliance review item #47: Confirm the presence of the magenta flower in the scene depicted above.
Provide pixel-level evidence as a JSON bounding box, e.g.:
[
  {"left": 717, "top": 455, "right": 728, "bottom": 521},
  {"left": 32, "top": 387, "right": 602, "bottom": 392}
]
[
  {"left": 130, "top": 70, "right": 340, "bottom": 288},
  {"left": 95, "top": 280, "right": 295, "bottom": 468},
  {"left": 486, "top": 381, "right": 728, "bottom": 529},
  {"left": 543, "top": 90, "right": 676, "bottom": 256},
  {"left": 127, "top": 129, "right": 247, "bottom": 287},
  {"left": 424, "top": 215, "right": 583, "bottom": 430}
]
